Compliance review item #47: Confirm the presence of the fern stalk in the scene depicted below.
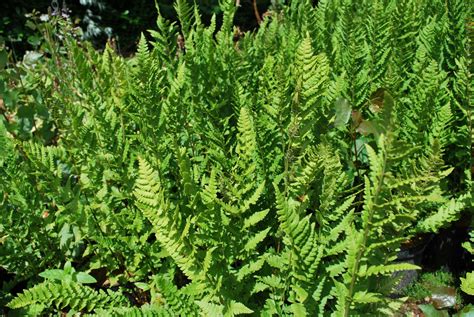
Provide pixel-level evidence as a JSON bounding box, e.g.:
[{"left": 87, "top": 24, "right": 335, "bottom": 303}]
[{"left": 344, "top": 139, "right": 388, "bottom": 316}]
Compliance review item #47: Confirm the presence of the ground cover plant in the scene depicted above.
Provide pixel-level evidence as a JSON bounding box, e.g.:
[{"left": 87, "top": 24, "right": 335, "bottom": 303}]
[{"left": 0, "top": 0, "right": 472, "bottom": 315}]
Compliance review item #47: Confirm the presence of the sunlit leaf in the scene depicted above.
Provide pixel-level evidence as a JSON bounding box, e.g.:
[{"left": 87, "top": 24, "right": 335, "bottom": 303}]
[
  {"left": 460, "top": 272, "right": 474, "bottom": 296},
  {"left": 75, "top": 272, "right": 97, "bottom": 284},
  {"left": 23, "top": 51, "right": 43, "bottom": 65},
  {"left": 334, "top": 98, "right": 352, "bottom": 128},
  {"left": 39, "top": 269, "right": 68, "bottom": 281}
]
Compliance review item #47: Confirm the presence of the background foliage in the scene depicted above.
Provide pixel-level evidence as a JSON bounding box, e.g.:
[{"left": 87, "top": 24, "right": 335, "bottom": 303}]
[{"left": 0, "top": 0, "right": 276, "bottom": 56}]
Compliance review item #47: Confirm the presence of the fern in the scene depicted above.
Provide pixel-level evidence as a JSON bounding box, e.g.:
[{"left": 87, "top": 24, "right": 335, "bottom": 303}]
[
  {"left": 1, "top": 0, "right": 471, "bottom": 315},
  {"left": 91, "top": 305, "right": 173, "bottom": 317},
  {"left": 174, "top": 0, "right": 194, "bottom": 39},
  {"left": 7, "top": 281, "right": 128, "bottom": 313},
  {"left": 293, "top": 35, "right": 330, "bottom": 147},
  {"left": 418, "top": 196, "right": 466, "bottom": 233},
  {"left": 134, "top": 158, "right": 202, "bottom": 281},
  {"left": 152, "top": 276, "right": 200, "bottom": 316}
]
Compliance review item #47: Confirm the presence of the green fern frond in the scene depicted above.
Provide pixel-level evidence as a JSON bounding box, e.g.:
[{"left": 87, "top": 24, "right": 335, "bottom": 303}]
[
  {"left": 174, "top": 0, "right": 194, "bottom": 39},
  {"left": 91, "top": 304, "right": 173, "bottom": 317},
  {"left": 417, "top": 196, "right": 466, "bottom": 233},
  {"left": 148, "top": 12, "right": 178, "bottom": 63},
  {"left": 7, "top": 281, "right": 128, "bottom": 313},
  {"left": 364, "top": 263, "right": 420, "bottom": 277},
  {"left": 196, "top": 300, "right": 224, "bottom": 316},
  {"left": 217, "top": 0, "right": 237, "bottom": 42},
  {"left": 153, "top": 276, "right": 200, "bottom": 316},
  {"left": 236, "top": 106, "right": 258, "bottom": 164},
  {"left": 22, "top": 141, "right": 67, "bottom": 176},
  {"left": 135, "top": 33, "right": 151, "bottom": 79},
  {"left": 134, "top": 158, "right": 201, "bottom": 281},
  {"left": 293, "top": 36, "right": 331, "bottom": 142}
]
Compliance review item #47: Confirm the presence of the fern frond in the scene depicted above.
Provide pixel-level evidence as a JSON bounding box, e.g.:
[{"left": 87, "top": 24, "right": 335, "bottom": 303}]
[
  {"left": 236, "top": 106, "right": 257, "bottom": 164},
  {"left": 364, "top": 263, "right": 420, "bottom": 277},
  {"left": 223, "top": 300, "right": 254, "bottom": 316},
  {"left": 134, "top": 33, "right": 154, "bottom": 82},
  {"left": 21, "top": 141, "right": 68, "bottom": 182},
  {"left": 91, "top": 304, "right": 173, "bottom": 317},
  {"left": 134, "top": 158, "right": 201, "bottom": 281},
  {"left": 153, "top": 276, "right": 200, "bottom": 316},
  {"left": 174, "top": 0, "right": 194, "bottom": 39},
  {"left": 417, "top": 196, "right": 466, "bottom": 233},
  {"left": 7, "top": 281, "right": 128, "bottom": 312},
  {"left": 293, "top": 36, "right": 331, "bottom": 143}
]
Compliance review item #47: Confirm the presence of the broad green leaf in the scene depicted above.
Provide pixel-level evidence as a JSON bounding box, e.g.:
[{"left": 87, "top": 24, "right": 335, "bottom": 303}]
[
  {"left": 75, "top": 272, "right": 97, "bottom": 284},
  {"left": 418, "top": 304, "right": 449, "bottom": 317},
  {"left": 356, "top": 120, "right": 379, "bottom": 136},
  {"left": 293, "top": 284, "right": 309, "bottom": 302},
  {"left": 334, "top": 98, "right": 351, "bottom": 128},
  {"left": 39, "top": 269, "right": 68, "bottom": 281},
  {"left": 135, "top": 282, "right": 150, "bottom": 291}
]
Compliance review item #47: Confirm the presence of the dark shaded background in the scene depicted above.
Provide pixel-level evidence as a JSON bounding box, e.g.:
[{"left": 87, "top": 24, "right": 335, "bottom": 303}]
[{"left": 0, "top": 0, "right": 274, "bottom": 56}]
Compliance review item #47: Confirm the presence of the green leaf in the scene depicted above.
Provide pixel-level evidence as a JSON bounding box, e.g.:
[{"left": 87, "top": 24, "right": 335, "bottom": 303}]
[
  {"left": 39, "top": 269, "right": 68, "bottom": 281},
  {"left": 454, "top": 304, "right": 474, "bottom": 317},
  {"left": 352, "top": 291, "right": 381, "bottom": 303},
  {"left": 365, "top": 263, "right": 420, "bottom": 277},
  {"left": 418, "top": 304, "right": 449, "bottom": 317},
  {"left": 75, "top": 272, "right": 97, "bottom": 284},
  {"left": 356, "top": 120, "right": 380, "bottom": 136},
  {"left": 293, "top": 284, "right": 308, "bottom": 302},
  {"left": 135, "top": 282, "right": 150, "bottom": 291},
  {"left": 334, "top": 98, "right": 352, "bottom": 128},
  {"left": 461, "top": 272, "right": 474, "bottom": 296},
  {"left": 27, "top": 35, "right": 42, "bottom": 47},
  {"left": 197, "top": 301, "right": 224, "bottom": 316}
]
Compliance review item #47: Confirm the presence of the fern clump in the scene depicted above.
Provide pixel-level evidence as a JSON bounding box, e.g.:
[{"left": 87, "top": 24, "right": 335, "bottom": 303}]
[{"left": 1, "top": 0, "right": 471, "bottom": 315}]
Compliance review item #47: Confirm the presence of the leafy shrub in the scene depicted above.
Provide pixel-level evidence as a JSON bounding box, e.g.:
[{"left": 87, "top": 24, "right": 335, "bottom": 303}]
[{"left": 0, "top": 0, "right": 471, "bottom": 315}]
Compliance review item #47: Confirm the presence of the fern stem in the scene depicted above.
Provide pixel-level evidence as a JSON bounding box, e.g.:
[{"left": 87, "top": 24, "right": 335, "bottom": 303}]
[
  {"left": 352, "top": 132, "right": 362, "bottom": 181},
  {"left": 344, "top": 142, "right": 388, "bottom": 317},
  {"left": 252, "top": 0, "right": 262, "bottom": 25}
]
